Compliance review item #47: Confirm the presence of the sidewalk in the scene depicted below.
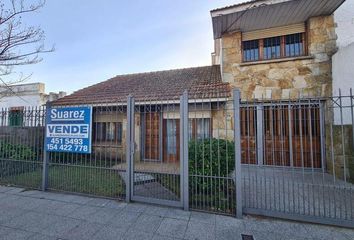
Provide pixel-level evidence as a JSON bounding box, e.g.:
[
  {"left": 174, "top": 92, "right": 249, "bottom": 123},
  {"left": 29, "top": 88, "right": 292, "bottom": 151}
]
[{"left": 0, "top": 186, "right": 352, "bottom": 240}]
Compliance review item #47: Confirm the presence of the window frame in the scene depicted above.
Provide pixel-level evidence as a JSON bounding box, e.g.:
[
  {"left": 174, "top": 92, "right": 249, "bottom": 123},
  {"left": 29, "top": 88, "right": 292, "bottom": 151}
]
[
  {"left": 93, "top": 121, "right": 123, "bottom": 145},
  {"left": 9, "top": 107, "right": 24, "bottom": 127},
  {"left": 242, "top": 32, "right": 307, "bottom": 63}
]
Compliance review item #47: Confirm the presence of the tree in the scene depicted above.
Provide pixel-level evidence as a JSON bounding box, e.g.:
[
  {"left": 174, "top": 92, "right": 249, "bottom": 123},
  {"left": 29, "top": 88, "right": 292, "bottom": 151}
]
[{"left": 0, "top": 0, "right": 53, "bottom": 89}]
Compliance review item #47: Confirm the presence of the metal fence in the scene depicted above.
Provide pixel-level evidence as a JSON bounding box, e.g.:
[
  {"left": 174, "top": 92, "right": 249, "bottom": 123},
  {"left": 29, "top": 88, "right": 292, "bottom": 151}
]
[
  {"left": 0, "top": 90, "right": 353, "bottom": 228},
  {"left": 0, "top": 106, "right": 45, "bottom": 189},
  {"left": 45, "top": 104, "right": 127, "bottom": 199},
  {"left": 240, "top": 93, "right": 354, "bottom": 228}
]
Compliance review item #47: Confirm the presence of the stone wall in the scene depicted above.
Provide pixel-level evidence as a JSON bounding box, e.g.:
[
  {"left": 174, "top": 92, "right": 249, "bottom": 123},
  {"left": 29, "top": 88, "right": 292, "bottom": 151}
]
[{"left": 221, "top": 15, "right": 337, "bottom": 100}]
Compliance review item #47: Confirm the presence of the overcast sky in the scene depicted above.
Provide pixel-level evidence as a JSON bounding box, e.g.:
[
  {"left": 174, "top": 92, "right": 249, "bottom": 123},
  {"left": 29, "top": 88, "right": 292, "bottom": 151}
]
[
  {"left": 9, "top": 0, "right": 354, "bottom": 95},
  {"left": 11, "top": 0, "right": 241, "bottom": 94}
]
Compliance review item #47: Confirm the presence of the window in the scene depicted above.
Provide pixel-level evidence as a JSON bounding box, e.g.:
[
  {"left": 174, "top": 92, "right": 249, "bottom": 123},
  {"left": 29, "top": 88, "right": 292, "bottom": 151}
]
[
  {"left": 9, "top": 107, "right": 24, "bottom": 127},
  {"left": 263, "top": 36, "right": 281, "bottom": 60},
  {"left": 242, "top": 32, "right": 306, "bottom": 62},
  {"left": 93, "top": 122, "right": 122, "bottom": 144},
  {"left": 189, "top": 118, "right": 211, "bottom": 140},
  {"left": 166, "top": 119, "right": 177, "bottom": 155},
  {"left": 243, "top": 40, "right": 259, "bottom": 62},
  {"left": 285, "top": 33, "right": 304, "bottom": 57}
]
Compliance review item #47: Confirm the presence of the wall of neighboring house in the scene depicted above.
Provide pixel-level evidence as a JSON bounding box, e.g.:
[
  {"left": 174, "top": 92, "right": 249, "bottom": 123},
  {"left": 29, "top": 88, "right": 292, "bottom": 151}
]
[
  {"left": 0, "top": 82, "right": 66, "bottom": 109},
  {"left": 220, "top": 15, "right": 337, "bottom": 100}
]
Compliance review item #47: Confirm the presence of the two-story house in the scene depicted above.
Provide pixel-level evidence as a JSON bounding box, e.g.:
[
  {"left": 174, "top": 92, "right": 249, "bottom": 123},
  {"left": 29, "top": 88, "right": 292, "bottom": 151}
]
[{"left": 53, "top": 0, "right": 345, "bottom": 171}]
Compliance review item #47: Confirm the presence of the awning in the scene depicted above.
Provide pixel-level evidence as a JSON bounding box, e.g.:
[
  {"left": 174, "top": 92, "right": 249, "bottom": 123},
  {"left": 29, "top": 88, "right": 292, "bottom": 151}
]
[{"left": 211, "top": 0, "right": 345, "bottom": 39}]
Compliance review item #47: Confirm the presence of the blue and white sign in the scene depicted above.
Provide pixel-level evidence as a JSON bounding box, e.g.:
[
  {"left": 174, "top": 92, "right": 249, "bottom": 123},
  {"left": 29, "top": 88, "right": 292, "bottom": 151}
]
[{"left": 45, "top": 106, "right": 92, "bottom": 153}]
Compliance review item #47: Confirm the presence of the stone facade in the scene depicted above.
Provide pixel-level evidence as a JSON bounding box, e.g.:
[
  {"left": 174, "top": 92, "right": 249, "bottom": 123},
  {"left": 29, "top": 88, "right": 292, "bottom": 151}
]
[{"left": 221, "top": 15, "right": 337, "bottom": 100}]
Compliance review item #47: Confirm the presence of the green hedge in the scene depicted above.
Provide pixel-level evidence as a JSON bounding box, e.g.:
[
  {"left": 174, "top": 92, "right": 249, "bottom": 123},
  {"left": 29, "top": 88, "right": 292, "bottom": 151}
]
[
  {"left": 0, "top": 142, "right": 39, "bottom": 178},
  {"left": 188, "top": 138, "right": 236, "bottom": 214}
]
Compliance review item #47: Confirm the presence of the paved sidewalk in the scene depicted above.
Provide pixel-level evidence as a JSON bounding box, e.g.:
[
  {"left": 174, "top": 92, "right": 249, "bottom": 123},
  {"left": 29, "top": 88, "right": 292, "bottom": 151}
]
[{"left": 0, "top": 186, "right": 353, "bottom": 240}]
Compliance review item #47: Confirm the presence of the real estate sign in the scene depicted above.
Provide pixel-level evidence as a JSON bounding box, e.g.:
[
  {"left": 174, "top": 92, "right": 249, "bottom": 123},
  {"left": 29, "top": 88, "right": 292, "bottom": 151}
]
[{"left": 45, "top": 106, "right": 92, "bottom": 154}]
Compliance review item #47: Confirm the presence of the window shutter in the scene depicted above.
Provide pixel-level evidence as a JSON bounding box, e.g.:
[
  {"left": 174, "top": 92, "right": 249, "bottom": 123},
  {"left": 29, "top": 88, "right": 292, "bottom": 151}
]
[{"left": 242, "top": 23, "right": 305, "bottom": 41}]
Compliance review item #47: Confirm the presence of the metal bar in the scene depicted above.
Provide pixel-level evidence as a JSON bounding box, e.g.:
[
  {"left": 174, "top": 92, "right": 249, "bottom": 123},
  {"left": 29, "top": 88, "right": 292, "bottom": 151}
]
[
  {"left": 126, "top": 95, "right": 133, "bottom": 202},
  {"left": 42, "top": 102, "right": 50, "bottom": 191},
  {"left": 180, "top": 91, "right": 189, "bottom": 210},
  {"left": 233, "top": 89, "right": 242, "bottom": 218},
  {"left": 257, "top": 105, "right": 264, "bottom": 166}
]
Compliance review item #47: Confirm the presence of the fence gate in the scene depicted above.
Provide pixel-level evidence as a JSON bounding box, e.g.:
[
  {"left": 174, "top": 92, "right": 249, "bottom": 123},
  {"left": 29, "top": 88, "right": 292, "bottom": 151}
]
[
  {"left": 240, "top": 97, "right": 354, "bottom": 228},
  {"left": 128, "top": 96, "right": 185, "bottom": 207}
]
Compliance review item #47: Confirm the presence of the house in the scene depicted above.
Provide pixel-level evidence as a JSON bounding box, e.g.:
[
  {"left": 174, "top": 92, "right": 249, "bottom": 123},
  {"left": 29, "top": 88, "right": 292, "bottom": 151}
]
[
  {"left": 0, "top": 83, "right": 66, "bottom": 127},
  {"left": 54, "top": 66, "right": 230, "bottom": 165},
  {"left": 53, "top": 0, "right": 345, "bottom": 170}
]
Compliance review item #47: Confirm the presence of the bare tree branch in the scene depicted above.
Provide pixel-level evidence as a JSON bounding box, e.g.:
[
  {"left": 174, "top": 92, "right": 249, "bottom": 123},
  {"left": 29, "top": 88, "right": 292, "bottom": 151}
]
[{"left": 0, "top": 0, "right": 53, "bottom": 93}]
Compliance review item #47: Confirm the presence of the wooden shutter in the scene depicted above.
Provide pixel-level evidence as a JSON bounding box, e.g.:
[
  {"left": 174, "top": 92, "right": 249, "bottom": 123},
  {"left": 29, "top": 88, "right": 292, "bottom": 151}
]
[{"left": 242, "top": 23, "right": 305, "bottom": 41}]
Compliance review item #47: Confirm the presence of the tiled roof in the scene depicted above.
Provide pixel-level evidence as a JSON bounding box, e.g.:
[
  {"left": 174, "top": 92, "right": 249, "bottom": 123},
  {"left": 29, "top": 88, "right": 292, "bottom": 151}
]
[{"left": 53, "top": 65, "right": 231, "bottom": 105}]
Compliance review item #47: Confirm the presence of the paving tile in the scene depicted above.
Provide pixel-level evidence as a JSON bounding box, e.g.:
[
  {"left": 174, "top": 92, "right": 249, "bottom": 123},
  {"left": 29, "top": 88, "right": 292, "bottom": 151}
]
[
  {"left": 0, "top": 229, "right": 35, "bottom": 240},
  {"left": 86, "top": 197, "right": 111, "bottom": 207},
  {"left": 164, "top": 208, "right": 190, "bottom": 221},
  {"left": 190, "top": 211, "right": 216, "bottom": 225},
  {"left": 151, "top": 235, "right": 181, "bottom": 240},
  {"left": 86, "top": 208, "right": 121, "bottom": 224},
  {"left": 68, "top": 195, "right": 95, "bottom": 204},
  {"left": 270, "top": 220, "right": 310, "bottom": 238},
  {"left": 108, "top": 210, "right": 141, "bottom": 231},
  {"left": 184, "top": 221, "right": 216, "bottom": 240},
  {"left": 91, "top": 225, "right": 127, "bottom": 240},
  {"left": 304, "top": 224, "right": 352, "bottom": 240},
  {"left": 156, "top": 218, "right": 188, "bottom": 239},
  {"left": 0, "top": 186, "right": 11, "bottom": 193},
  {"left": 104, "top": 200, "right": 127, "bottom": 210},
  {"left": 144, "top": 205, "right": 169, "bottom": 217},
  {"left": 0, "top": 207, "right": 27, "bottom": 224},
  {"left": 27, "top": 233, "right": 61, "bottom": 240},
  {"left": 51, "top": 202, "right": 82, "bottom": 216},
  {"left": 0, "top": 226, "right": 13, "bottom": 237},
  {"left": 3, "top": 211, "right": 55, "bottom": 232},
  {"left": 3, "top": 187, "right": 26, "bottom": 194},
  {"left": 129, "top": 214, "right": 164, "bottom": 233},
  {"left": 15, "top": 190, "right": 42, "bottom": 196},
  {"left": 67, "top": 205, "right": 101, "bottom": 220},
  {"left": 38, "top": 216, "right": 81, "bottom": 237},
  {"left": 123, "top": 229, "right": 154, "bottom": 240},
  {"left": 33, "top": 200, "right": 81, "bottom": 217},
  {"left": 215, "top": 214, "right": 244, "bottom": 230},
  {"left": 124, "top": 203, "right": 147, "bottom": 213},
  {"left": 61, "top": 221, "right": 103, "bottom": 240}
]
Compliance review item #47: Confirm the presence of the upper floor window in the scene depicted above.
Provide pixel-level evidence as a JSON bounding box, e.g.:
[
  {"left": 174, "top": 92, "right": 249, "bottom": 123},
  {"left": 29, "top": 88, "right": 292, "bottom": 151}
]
[
  {"left": 242, "top": 32, "right": 306, "bottom": 62},
  {"left": 243, "top": 40, "right": 259, "bottom": 62}
]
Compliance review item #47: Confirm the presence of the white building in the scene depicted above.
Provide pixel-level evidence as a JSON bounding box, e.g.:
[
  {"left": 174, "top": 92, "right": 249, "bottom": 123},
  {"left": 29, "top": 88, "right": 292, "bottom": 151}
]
[
  {"left": 333, "top": 0, "right": 354, "bottom": 96},
  {"left": 333, "top": 0, "right": 354, "bottom": 124},
  {"left": 0, "top": 82, "right": 66, "bottom": 109}
]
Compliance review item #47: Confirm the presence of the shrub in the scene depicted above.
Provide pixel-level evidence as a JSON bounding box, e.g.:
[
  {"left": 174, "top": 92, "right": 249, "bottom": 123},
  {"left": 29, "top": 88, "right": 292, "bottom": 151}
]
[
  {"left": 189, "top": 138, "right": 235, "bottom": 176},
  {"left": 188, "top": 138, "right": 236, "bottom": 213},
  {"left": 0, "top": 142, "right": 38, "bottom": 178},
  {"left": 0, "top": 142, "right": 37, "bottom": 161}
]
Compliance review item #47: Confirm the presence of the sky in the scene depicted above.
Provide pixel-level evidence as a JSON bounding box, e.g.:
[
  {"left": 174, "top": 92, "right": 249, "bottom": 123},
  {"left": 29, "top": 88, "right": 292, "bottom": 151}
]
[{"left": 9, "top": 0, "right": 242, "bottom": 94}]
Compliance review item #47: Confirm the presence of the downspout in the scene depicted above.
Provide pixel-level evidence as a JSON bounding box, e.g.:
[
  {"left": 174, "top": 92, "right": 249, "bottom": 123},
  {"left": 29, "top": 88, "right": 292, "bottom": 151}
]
[{"left": 220, "top": 38, "right": 224, "bottom": 82}]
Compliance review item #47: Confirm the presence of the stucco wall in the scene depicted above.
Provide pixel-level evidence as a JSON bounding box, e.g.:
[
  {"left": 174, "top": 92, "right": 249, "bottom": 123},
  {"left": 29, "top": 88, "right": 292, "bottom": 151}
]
[
  {"left": 332, "top": 42, "right": 354, "bottom": 125},
  {"left": 221, "top": 15, "right": 337, "bottom": 100}
]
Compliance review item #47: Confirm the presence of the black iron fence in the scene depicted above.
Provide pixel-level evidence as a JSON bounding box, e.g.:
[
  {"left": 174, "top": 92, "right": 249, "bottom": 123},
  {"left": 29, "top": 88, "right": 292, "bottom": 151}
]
[{"left": 0, "top": 90, "right": 353, "bottom": 228}]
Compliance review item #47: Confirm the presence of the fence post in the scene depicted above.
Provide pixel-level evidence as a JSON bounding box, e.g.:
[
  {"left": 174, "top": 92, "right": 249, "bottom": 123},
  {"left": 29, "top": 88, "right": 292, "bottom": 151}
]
[
  {"left": 126, "top": 95, "right": 134, "bottom": 202},
  {"left": 233, "top": 89, "right": 242, "bottom": 218},
  {"left": 42, "top": 102, "right": 50, "bottom": 191},
  {"left": 181, "top": 90, "right": 189, "bottom": 211}
]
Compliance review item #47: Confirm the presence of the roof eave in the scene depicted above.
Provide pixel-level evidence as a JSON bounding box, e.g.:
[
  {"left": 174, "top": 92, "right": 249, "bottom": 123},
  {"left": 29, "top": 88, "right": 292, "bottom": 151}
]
[{"left": 211, "top": 0, "right": 346, "bottom": 39}]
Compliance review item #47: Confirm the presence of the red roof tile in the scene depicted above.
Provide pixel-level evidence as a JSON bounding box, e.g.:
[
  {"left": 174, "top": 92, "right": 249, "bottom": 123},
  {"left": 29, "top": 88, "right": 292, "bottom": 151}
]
[{"left": 53, "top": 65, "right": 231, "bottom": 105}]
